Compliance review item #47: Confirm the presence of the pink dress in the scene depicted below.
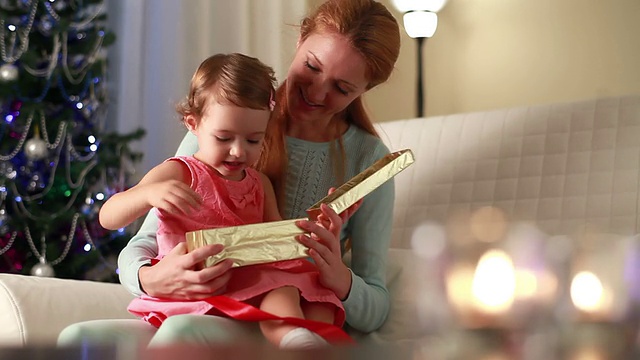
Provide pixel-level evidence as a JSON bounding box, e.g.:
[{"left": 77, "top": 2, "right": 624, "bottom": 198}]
[{"left": 127, "top": 156, "right": 344, "bottom": 327}]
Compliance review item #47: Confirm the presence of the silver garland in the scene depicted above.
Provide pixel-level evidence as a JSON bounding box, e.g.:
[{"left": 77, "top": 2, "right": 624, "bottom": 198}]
[
  {"left": 0, "top": 0, "right": 38, "bottom": 64},
  {"left": 23, "top": 32, "right": 60, "bottom": 78},
  {"left": 69, "top": 3, "right": 105, "bottom": 31},
  {"left": 0, "top": 111, "right": 33, "bottom": 161},
  {"left": 38, "top": 109, "right": 66, "bottom": 149},
  {"left": 65, "top": 135, "right": 98, "bottom": 188},
  {"left": 61, "top": 30, "right": 104, "bottom": 85},
  {"left": 24, "top": 212, "right": 78, "bottom": 266},
  {"left": 0, "top": 231, "right": 16, "bottom": 256},
  {"left": 80, "top": 217, "right": 116, "bottom": 270}
]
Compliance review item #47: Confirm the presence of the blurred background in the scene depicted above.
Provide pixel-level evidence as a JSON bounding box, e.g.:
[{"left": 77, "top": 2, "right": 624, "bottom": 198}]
[{"left": 104, "top": 0, "right": 640, "bottom": 175}]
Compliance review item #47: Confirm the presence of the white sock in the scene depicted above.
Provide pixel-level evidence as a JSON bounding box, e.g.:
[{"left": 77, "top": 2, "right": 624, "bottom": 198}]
[{"left": 279, "top": 327, "right": 328, "bottom": 350}]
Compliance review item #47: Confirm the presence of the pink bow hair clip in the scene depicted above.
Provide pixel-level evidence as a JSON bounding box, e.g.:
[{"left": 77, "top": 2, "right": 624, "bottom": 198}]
[{"left": 269, "top": 91, "right": 275, "bottom": 111}]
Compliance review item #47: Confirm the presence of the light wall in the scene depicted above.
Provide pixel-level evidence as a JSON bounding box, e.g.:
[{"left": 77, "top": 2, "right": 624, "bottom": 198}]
[{"left": 366, "top": 0, "right": 640, "bottom": 121}]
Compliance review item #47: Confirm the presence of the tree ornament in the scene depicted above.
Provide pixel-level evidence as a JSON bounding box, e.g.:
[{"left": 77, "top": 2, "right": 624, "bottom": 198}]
[
  {"left": 31, "top": 258, "right": 55, "bottom": 277},
  {"left": 0, "top": 63, "right": 19, "bottom": 82},
  {"left": 24, "top": 123, "right": 49, "bottom": 161},
  {"left": 24, "top": 137, "right": 49, "bottom": 160}
]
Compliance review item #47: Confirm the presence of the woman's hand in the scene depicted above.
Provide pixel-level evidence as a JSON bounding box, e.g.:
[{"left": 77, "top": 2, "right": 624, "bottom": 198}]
[
  {"left": 322, "top": 187, "right": 362, "bottom": 224},
  {"left": 296, "top": 203, "right": 352, "bottom": 300},
  {"left": 138, "top": 242, "right": 234, "bottom": 300}
]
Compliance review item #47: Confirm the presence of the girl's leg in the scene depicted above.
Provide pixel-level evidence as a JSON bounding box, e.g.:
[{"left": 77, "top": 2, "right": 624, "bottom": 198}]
[
  {"left": 148, "top": 314, "right": 263, "bottom": 348},
  {"left": 258, "top": 286, "right": 303, "bottom": 345},
  {"left": 259, "top": 287, "right": 335, "bottom": 349}
]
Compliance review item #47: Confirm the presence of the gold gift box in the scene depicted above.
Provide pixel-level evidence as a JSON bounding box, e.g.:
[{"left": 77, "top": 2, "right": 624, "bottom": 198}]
[
  {"left": 187, "top": 218, "right": 307, "bottom": 269},
  {"left": 306, "top": 149, "right": 415, "bottom": 220},
  {"left": 186, "top": 149, "right": 415, "bottom": 268}
]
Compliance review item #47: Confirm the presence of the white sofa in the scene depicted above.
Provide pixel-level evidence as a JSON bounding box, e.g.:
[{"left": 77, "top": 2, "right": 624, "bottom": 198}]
[{"left": 1, "top": 95, "right": 639, "bottom": 347}]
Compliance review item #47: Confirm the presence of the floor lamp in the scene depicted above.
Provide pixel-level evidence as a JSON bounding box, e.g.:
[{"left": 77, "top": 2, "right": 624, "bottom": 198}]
[{"left": 391, "top": 0, "right": 447, "bottom": 118}]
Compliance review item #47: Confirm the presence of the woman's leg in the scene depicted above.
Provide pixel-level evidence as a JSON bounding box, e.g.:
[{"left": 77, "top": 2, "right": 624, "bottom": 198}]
[
  {"left": 57, "top": 319, "right": 156, "bottom": 348},
  {"left": 148, "top": 314, "right": 263, "bottom": 348}
]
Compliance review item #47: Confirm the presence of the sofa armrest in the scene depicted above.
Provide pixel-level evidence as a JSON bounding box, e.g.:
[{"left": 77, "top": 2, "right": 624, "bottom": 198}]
[{"left": 0, "top": 274, "right": 135, "bottom": 346}]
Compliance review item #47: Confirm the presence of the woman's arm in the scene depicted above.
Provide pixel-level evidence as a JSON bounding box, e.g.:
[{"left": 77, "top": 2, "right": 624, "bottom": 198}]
[
  {"left": 297, "top": 180, "right": 394, "bottom": 332},
  {"left": 295, "top": 143, "right": 395, "bottom": 332},
  {"left": 341, "top": 179, "right": 394, "bottom": 332},
  {"left": 118, "top": 211, "right": 161, "bottom": 296}
]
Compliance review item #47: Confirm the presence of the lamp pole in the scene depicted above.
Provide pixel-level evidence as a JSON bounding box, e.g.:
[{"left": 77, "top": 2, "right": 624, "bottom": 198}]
[{"left": 416, "top": 36, "right": 425, "bottom": 118}]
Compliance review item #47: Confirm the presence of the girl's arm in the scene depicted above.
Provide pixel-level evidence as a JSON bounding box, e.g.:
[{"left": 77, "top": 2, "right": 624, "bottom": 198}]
[
  {"left": 118, "top": 131, "right": 234, "bottom": 298},
  {"left": 99, "top": 160, "right": 199, "bottom": 230},
  {"left": 260, "top": 172, "right": 282, "bottom": 222}
]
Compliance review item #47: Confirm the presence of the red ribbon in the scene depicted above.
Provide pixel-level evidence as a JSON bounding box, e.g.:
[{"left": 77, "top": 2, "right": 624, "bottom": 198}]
[
  {"left": 203, "top": 295, "right": 354, "bottom": 344},
  {"left": 148, "top": 259, "right": 352, "bottom": 344}
]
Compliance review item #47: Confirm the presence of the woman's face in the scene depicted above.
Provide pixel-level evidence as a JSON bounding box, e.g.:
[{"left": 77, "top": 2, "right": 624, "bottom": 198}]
[{"left": 286, "top": 32, "right": 369, "bottom": 125}]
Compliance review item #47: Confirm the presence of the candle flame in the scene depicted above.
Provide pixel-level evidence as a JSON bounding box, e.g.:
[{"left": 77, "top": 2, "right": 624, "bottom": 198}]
[
  {"left": 471, "top": 249, "right": 516, "bottom": 313},
  {"left": 570, "top": 271, "right": 607, "bottom": 313}
]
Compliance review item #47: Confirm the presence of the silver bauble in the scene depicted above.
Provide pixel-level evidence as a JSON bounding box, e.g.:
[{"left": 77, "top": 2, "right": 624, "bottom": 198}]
[
  {"left": 31, "top": 262, "right": 55, "bottom": 277},
  {"left": 24, "top": 137, "right": 49, "bottom": 161},
  {"left": 0, "top": 63, "right": 18, "bottom": 82}
]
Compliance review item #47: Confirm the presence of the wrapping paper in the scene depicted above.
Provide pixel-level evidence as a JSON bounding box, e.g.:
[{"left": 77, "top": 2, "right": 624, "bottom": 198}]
[
  {"left": 186, "top": 218, "right": 308, "bottom": 268},
  {"left": 186, "top": 149, "right": 415, "bottom": 267}
]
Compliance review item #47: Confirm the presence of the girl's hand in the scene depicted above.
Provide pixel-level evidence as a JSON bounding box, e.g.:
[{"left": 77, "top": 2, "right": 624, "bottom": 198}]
[
  {"left": 296, "top": 203, "right": 352, "bottom": 300},
  {"left": 139, "top": 242, "right": 234, "bottom": 300},
  {"left": 146, "top": 180, "right": 202, "bottom": 215}
]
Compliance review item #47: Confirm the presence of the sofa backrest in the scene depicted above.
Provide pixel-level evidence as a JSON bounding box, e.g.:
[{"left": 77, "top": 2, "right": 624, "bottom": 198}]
[{"left": 376, "top": 95, "right": 640, "bottom": 248}]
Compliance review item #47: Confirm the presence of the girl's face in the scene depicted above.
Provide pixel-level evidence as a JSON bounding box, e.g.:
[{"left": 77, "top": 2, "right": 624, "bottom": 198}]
[
  {"left": 286, "top": 32, "right": 369, "bottom": 126},
  {"left": 186, "top": 101, "right": 270, "bottom": 181}
]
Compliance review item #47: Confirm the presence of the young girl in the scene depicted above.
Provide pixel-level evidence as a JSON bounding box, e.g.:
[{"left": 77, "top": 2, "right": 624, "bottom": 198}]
[{"left": 98, "top": 53, "right": 344, "bottom": 349}]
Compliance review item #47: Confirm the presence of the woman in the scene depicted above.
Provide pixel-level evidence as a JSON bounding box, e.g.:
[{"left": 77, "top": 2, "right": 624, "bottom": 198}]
[{"left": 58, "top": 0, "right": 401, "bottom": 348}]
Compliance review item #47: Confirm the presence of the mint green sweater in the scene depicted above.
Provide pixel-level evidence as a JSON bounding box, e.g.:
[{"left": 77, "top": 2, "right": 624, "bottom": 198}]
[{"left": 118, "top": 125, "right": 394, "bottom": 333}]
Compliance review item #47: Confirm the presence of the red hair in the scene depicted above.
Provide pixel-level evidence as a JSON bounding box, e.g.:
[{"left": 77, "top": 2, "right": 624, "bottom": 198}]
[{"left": 256, "top": 0, "right": 400, "bottom": 211}]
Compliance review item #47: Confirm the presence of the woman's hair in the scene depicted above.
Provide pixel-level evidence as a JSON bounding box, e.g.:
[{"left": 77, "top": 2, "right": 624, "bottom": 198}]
[
  {"left": 176, "top": 53, "right": 277, "bottom": 124},
  {"left": 257, "top": 0, "right": 401, "bottom": 210}
]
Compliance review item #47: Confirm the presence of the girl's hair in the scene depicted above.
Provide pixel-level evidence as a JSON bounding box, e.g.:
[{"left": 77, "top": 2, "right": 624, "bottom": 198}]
[
  {"left": 257, "top": 0, "right": 401, "bottom": 210},
  {"left": 176, "top": 53, "right": 277, "bottom": 124}
]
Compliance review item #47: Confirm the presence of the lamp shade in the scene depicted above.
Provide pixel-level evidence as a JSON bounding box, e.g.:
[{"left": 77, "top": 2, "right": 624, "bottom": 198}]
[
  {"left": 391, "top": 0, "right": 448, "bottom": 13},
  {"left": 403, "top": 11, "right": 438, "bottom": 38}
]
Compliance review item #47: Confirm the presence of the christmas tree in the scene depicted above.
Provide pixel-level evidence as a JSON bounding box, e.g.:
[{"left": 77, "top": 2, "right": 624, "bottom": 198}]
[{"left": 0, "top": 0, "right": 144, "bottom": 282}]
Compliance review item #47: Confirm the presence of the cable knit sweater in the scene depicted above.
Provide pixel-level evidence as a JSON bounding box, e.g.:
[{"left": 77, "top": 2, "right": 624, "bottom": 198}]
[{"left": 118, "top": 125, "right": 395, "bottom": 333}]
